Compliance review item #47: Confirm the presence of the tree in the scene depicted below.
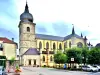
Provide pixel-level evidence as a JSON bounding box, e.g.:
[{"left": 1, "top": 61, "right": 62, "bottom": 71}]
[
  {"left": 9, "top": 57, "right": 15, "bottom": 66},
  {"left": 88, "top": 47, "right": 100, "bottom": 65},
  {"left": 54, "top": 51, "right": 67, "bottom": 68},
  {"left": 81, "top": 47, "right": 89, "bottom": 65},
  {"left": 66, "top": 48, "right": 82, "bottom": 64}
]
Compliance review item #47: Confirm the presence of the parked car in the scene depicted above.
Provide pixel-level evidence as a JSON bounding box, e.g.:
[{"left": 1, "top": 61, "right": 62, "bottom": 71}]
[
  {"left": 82, "top": 65, "right": 98, "bottom": 72},
  {"left": 93, "top": 65, "right": 100, "bottom": 71},
  {"left": 0, "top": 66, "right": 6, "bottom": 75}
]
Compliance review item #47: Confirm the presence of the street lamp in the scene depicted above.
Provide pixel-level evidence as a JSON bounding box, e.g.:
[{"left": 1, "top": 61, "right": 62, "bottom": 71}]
[
  {"left": 71, "top": 58, "right": 74, "bottom": 69},
  {"left": 82, "top": 57, "right": 85, "bottom": 65},
  {"left": 37, "top": 48, "right": 42, "bottom": 67},
  {"left": 44, "top": 48, "right": 49, "bottom": 67}
]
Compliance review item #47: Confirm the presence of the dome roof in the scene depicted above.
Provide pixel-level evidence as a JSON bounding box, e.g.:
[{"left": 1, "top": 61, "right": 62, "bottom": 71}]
[
  {"left": 20, "top": 2, "right": 33, "bottom": 22},
  {"left": 20, "top": 12, "right": 33, "bottom": 22}
]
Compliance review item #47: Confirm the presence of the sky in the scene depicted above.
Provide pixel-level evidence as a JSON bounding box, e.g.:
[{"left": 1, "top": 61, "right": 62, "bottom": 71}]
[{"left": 0, "top": 0, "right": 100, "bottom": 50}]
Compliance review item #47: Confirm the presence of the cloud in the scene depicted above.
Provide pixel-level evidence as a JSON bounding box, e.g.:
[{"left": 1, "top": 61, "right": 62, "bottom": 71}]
[{"left": 0, "top": 0, "right": 100, "bottom": 47}]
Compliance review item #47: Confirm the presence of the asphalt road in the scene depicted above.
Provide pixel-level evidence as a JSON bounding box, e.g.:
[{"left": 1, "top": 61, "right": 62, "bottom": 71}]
[{"left": 7, "top": 67, "right": 100, "bottom": 75}]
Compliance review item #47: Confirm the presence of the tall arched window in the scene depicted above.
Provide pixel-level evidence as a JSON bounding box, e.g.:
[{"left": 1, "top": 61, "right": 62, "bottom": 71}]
[
  {"left": 64, "top": 42, "right": 67, "bottom": 50},
  {"left": 46, "top": 42, "right": 49, "bottom": 49},
  {"left": 27, "top": 27, "right": 30, "bottom": 32},
  {"left": 53, "top": 43, "right": 56, "bottom": 50},
  {"left": 59, "top": 43, "right": 62, "bottom": 50},
  {"left": 39, "top": 41, "right": 42, "bottom": 49},
  {"left": 77, "top": 42, "right": 83, "bottom": 48},
  {"left": 69, "top": 41, "right": 71, "bottom": 48},
  {"left": 50, "top": 56, "right": 53, "bottom": 61},
  {"left": 43, "top": 56, "right": 45, "bottom": 62}
]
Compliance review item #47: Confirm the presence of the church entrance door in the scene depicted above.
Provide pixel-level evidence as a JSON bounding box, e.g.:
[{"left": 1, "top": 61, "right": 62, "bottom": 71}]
[
  {"left": 28, "top": 59, "right": 31, "bottom": 65},
  {"left": 34, "top": 59, "right": 36, "bottom": 65}
]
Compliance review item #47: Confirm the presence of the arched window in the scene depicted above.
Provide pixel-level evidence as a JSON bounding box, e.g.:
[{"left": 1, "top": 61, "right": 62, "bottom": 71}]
[
  {"left": 64, "top": 41, "right": 67, "bottom": 50},
  {"left": 39, "top": 41, "right": 42, "bottom": 49},
  {"left": 43, "top": 56, "right": 45, "bottom": 62},
  {"left": 53, "top": 43, "right": 56, "bottom": 50},
  {"left": 69, "top": 41, "right": 71, "bottom": 48},
  {"left": 59, "top": 43, "right": 62, "bottom": 50},
  {"left": 50, "top": 56, "right": 53, "bottom": 61},
  {"left": 77, "top": 42, "right": 83, "bottom": 48},
  {"left": 46, "top": 42, "right": 49, "bottom": 49},
  {"left": 27, "top": 27, "right": 30, "bottom": 32}
]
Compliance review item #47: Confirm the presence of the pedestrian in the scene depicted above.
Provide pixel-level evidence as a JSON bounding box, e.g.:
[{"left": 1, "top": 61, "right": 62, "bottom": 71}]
[{"left": 64, "top": 64, "right": 66, "bottom": 70}]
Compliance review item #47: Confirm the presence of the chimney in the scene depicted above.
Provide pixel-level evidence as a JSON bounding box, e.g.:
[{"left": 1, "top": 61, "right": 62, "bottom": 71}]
[{"left": 12, "top": 38, "right": 14, "bottom": 41}]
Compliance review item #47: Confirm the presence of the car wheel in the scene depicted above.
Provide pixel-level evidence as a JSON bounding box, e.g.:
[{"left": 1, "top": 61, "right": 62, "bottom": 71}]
[{"left": 90, "top": 70, "right": 93, "bottom": 72}]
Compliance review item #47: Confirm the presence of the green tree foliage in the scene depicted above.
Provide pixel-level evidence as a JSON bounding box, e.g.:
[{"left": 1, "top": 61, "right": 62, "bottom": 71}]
[
  {"left": 66, "top": 48, "right": 82, "bottom": 64},
  {"left": 88, "top": 47, "right": 100, "bottom": 65},
  {"left": 9, "top": 57, "right": 15, "bottom": 66},
  {"left": 81, "top": 47, "right": 89, "bottom": 65},
  {"left": 54, "top": 51, "right": 67, "bottom": 64}
]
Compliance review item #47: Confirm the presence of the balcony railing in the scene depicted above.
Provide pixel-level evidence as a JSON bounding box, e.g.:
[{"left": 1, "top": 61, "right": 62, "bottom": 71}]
[{"left": 42, "top": 51, "right": 54, "bottom": 54}]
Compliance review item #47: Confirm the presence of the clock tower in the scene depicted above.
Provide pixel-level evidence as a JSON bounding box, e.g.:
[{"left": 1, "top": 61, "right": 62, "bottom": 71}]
[{"left": 18, "top": 2, "right": 36, "bottom": 61}]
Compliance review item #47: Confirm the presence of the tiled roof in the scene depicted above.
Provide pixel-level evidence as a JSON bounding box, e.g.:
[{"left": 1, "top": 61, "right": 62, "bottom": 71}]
[
  {"left": 36, "top": 34, "right": 64, "bottom": 41},
  {"left": 23, "top": 48, "right": 40, "bottom": 55},
  {"left": 0, "top": 37, "right": 17, "bottom": 44},
  {"left": 64, "top": 34, "right": 83, "bottom": 41},
  {"left": 35, "top": 34, "right": 83, "bottom": 41}
]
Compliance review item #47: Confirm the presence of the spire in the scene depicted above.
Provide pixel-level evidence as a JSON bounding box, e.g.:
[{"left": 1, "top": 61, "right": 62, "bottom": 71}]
[
  {"left": 88, "top": 42, "right": 91, "bottom": 46},
  {"left": 72, "top": 24, "right": 75, "bottom": 35},
  {"left": 81, "top": 33, "right": 83, "bottom": 37},
  {"left": 24, "top": 0, "right": 29, "bottom": 13},
  {"left": 84, "top": 36, "right": 87, "bottom": 40}
]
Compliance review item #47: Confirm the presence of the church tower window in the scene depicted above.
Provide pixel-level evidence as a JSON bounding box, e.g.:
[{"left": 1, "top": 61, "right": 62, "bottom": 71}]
[{"left": 27, "top": 27, "right": 30, "bottom": 32}]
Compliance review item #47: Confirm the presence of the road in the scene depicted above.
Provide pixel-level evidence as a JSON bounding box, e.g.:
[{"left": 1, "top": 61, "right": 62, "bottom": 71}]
[{"left": 7, "top": 67, "right": 100, "bottom": 75}]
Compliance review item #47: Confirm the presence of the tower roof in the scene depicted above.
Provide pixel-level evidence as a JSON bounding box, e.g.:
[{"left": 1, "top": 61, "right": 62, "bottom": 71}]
[
  {"left": 72, "top": 26, "right": 75, "bottom": 35},
  {"left": 20, "top": 1, "right": 33, "bottom": 22}
]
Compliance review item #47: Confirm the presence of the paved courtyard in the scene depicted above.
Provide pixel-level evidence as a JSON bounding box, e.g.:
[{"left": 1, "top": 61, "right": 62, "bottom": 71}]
[{"left": 7, "top": 67, "right": 100, "bottom": 75}]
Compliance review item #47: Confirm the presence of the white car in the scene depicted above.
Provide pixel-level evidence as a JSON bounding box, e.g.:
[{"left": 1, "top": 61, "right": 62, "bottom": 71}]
[
  {"left": 82, "top": 65, "right": 98, "bottom": 72},
  {"left": 0, "top": 66, "right": 6, "bottom": 75},
  {"left": 93, "top": 65, "right": 100, "bottom": 71}
]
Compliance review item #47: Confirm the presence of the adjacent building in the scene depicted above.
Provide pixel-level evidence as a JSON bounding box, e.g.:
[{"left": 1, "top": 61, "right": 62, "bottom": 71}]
[{"left": 0, "top": 37, "right": 18, "bottom": 60}]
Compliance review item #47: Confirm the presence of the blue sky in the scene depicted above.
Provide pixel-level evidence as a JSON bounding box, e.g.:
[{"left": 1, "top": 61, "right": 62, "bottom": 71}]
[{"left": 0, "top": 0, "right": 100, "bottom": 47}]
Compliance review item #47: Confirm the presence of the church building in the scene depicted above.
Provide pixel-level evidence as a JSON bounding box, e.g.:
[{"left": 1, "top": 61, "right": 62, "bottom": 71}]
[{"left": 19, "top": 2, "right": 89, "bottom": 67}]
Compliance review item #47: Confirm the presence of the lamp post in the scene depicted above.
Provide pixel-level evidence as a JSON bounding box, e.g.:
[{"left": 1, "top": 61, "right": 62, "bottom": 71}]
[
  {"left": 82, "top": 57, "right": 85, "bottom": 65},
  {"left": 37, "top": 48, "right": 42, "bottom": 67},
  {"left": 44, "top": 48, "right": 49, "bottom": 67},
  {"left": 71, "top": 58, "right": 74, "bottom": 69}
]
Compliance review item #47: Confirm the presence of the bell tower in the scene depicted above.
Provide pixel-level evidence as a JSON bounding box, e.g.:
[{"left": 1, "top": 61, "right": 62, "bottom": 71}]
[{"left": 18, "top": 1, "right": 36, "bottom": 60}]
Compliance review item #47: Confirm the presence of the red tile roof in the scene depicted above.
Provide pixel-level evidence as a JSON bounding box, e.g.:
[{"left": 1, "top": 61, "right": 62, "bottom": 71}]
[{"left": 0, "top": 37, "right": 17, "bottom": 44}]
